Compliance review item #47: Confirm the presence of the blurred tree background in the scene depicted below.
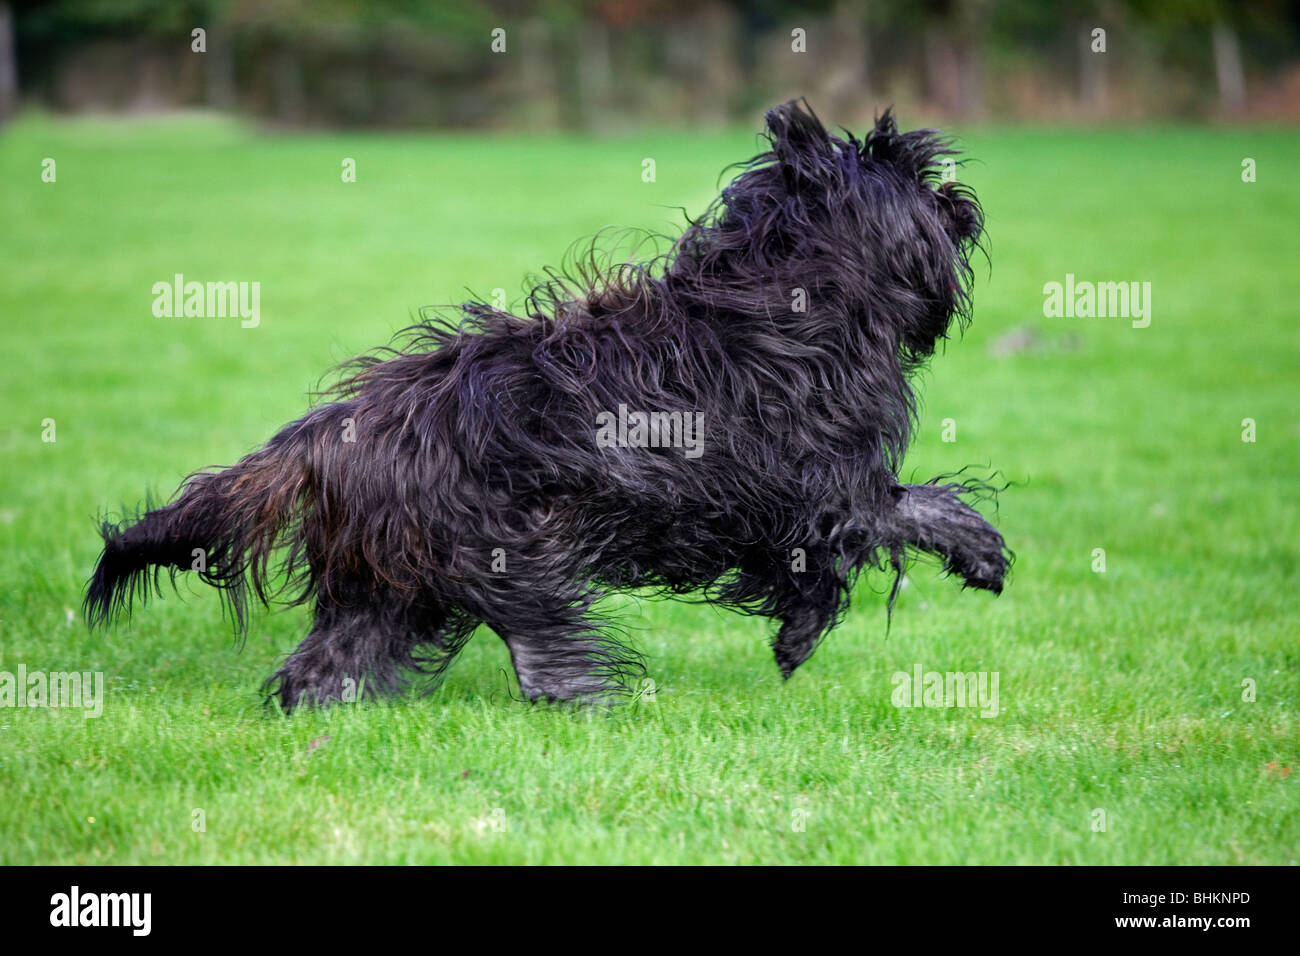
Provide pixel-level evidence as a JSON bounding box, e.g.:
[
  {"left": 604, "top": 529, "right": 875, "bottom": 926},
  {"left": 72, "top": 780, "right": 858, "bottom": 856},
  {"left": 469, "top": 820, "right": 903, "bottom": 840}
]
[{"left": 2, "top": 0, "right": 1298, "bottom": 128}]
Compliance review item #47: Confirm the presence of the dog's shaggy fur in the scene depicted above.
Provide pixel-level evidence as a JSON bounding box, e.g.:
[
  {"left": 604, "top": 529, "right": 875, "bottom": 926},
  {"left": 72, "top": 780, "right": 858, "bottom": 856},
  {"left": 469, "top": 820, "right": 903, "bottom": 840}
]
[{"left": 85, "top": 100, "right": 1010, "bottom": 708}]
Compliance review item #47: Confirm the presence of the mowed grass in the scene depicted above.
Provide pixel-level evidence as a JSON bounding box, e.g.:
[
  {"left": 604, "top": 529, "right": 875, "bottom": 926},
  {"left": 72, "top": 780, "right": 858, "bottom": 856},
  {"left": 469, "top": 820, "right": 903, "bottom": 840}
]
[{"left": 0, "top": 112, "right": 1296, "bottom": 864}]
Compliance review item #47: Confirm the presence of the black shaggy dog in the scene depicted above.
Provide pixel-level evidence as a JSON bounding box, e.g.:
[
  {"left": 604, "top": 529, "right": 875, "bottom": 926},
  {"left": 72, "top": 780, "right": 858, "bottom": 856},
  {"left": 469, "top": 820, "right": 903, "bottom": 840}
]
[{"left": 85, "top": 100, "right": 1009, "bottom": 709}]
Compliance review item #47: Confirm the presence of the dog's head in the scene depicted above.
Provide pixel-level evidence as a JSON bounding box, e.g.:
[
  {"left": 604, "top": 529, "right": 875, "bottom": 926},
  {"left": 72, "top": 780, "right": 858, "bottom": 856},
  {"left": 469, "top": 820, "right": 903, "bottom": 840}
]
[
  {"left": 767, "top": 100, "right": 983, "bottom": 362},
  {"left": 691, "top": 100, "right": 984, "bottom": 367}
]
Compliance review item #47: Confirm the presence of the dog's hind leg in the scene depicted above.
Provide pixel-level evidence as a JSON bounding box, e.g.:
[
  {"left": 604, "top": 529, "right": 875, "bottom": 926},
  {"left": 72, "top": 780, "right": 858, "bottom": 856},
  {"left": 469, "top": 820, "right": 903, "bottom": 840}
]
[
  {"left": 485, "top": 594, "right": 644, "bottom": 703},
  {"left": 886, "top": 484, "right": 1009, "bottom": 593},
  {"left": 269, "top": 588, "right": 444, "bottom": 710}
]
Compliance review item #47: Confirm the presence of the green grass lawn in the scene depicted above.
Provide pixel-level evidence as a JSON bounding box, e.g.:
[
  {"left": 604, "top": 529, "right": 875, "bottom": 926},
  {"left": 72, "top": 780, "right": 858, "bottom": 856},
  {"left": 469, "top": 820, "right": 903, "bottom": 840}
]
[{"left": 0, "top": 112, "right": 1296, "bottom": 864}]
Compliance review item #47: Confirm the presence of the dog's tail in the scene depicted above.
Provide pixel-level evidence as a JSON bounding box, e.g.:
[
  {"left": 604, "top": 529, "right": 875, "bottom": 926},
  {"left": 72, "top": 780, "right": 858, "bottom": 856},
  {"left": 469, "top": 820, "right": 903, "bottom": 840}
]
[{"left": 84, "top": 404, "right": 345, "bottom": 632}]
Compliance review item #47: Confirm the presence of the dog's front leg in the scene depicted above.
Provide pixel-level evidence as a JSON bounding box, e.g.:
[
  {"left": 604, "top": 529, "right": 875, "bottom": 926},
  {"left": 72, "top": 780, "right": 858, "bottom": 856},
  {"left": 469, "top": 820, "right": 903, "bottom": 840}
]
[
  {"left": 760, "top": 556, "right": 844, "bottom": 679},
  {"left": 773, "top": 600, "right": 837, "bottom": 679},
  {"left": 886, "top": 483, "right": 1009, "bottom": 593},
  {"left": 488, "top": 595, "right": 645, "bottom": 703}
]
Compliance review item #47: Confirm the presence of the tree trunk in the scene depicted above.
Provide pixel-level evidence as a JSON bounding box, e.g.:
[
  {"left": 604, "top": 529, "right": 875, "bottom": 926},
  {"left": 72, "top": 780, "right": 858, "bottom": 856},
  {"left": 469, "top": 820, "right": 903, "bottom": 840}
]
[
  {"left": 1079, "top": 23, "right": 1108, "bottom": 115},
  {"left": 576, "top": 18, "right": 612, "bottom": 126},
  {"left": 824, "top": 0, "right": 869, "bottom": 119},
  {"left": 206, "top": 26, "right": 237, "bottom": 111},
  {"left": 0, "top": 2, "right": 19, "bottom": 124},
  {"left": 1212, "top": 20, "right": 1246, "bottom": 114},
  {"left": 272, "top": 45, "right": 305, "bottom": 123},
  {"left": 924, "top": 24, "right": 961, "bottom": 116}
]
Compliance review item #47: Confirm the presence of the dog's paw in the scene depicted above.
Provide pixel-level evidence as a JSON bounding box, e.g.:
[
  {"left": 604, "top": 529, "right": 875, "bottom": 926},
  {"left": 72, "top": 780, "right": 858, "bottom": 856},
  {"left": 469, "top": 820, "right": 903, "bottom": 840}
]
[
  {"left": 266, "top": 665, "right": 353, "bottom": 712},
  {"left": 947, "top": 521, "right": 1009, "bottom": 594},
  {"left": 954, "top": 547, "right": 1008, "bottom": 594},
  {"left": 927, "top": 489, "right": 1010, "bottom": 594}
]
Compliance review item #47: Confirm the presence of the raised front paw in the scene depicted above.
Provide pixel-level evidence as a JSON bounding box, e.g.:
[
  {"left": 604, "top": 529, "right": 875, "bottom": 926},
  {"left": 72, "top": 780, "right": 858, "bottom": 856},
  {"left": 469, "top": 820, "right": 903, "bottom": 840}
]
[{"left": 944, "top": 506, "right": 1010, "bottom": 594}]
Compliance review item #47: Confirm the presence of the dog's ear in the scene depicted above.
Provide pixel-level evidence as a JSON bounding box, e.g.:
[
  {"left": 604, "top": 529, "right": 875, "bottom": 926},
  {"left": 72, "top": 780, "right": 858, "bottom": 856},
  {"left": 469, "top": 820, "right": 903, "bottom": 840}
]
[
  {"left": 936, "top": 181, "right": 983, "bottom": 243},
  {"left": 872, "top": 108, "right": 900, "bottom": 140},
  {"left": 864, "top": 110, "right": 951, "bottom": 186},
  {"left": 765, "top": 99, "right": 833, "bottom": 191}
]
